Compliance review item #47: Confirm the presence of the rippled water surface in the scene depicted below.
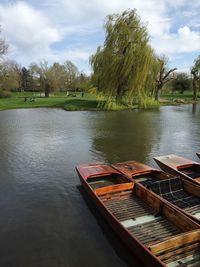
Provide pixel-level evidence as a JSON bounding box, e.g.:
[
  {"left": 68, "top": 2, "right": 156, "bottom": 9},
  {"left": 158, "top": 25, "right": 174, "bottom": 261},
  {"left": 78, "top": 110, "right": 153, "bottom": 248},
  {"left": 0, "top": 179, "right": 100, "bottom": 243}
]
[{"left": 0, "top": 104, "right": 199, "bottom": 267}]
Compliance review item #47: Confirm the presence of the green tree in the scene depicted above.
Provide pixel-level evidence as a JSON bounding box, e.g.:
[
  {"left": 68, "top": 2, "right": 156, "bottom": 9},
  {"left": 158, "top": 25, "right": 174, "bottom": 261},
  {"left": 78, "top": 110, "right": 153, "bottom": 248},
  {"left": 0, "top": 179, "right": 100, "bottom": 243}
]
[
  {"left": 64, "top": 60, "right": 79, "bottom": 91},
  {"left": 49, "top": 62, "right": 68, "bottom": 91},
  {"left": 90, "top": 9, "right": 159, "bottom": 104},
  {"left": 29, "top": 61, "right": 60, "bottom": 97},
  {"left": 172, "top": 72, "right": 191, "bottom": 94},
  {"left": 20, "top": 67, "right": 34, "bottom": 91},
  {"left": 191, "top": 56, "right": 200, "bottom": 101},
  {"left": 0, "top": 60, "right": 21, "bottom": 91},
  {"left": 30, "top": 61, "right": 75, "bottom": 96},
  {"left": 76, "top": 72, "right": 91, "bottom": 92}
]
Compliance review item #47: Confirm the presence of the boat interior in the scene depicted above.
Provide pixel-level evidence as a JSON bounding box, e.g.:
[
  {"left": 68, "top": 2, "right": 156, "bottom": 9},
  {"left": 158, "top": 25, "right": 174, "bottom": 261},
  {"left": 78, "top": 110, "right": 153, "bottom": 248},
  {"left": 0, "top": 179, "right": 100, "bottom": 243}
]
[
  {"left": 131, "top": 171, "right": 200, "bottom": 220},
  {"left": 91, "top": 175, "right": 200, "bottom": 266},
  {"left": 87, "top": 173, "right": 129, "bottom": 190},
  {"left": 131, "top": 170, "right": 171, "bottom": 185},
  {"left": 178, "top": 164, "right": 200, "bottom": 181}
]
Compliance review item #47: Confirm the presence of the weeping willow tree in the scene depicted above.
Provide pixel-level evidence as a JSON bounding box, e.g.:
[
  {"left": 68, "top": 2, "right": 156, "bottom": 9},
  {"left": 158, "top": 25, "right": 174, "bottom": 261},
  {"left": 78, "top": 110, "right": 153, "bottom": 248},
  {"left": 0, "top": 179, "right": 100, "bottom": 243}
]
[{"left": 90, "top": 9, "right": 159, "bottom": 107}]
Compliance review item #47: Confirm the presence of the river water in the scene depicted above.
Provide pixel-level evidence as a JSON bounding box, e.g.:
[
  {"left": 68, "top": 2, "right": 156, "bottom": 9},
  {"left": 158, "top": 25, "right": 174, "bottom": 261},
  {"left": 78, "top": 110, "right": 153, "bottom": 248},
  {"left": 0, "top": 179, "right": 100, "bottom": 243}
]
[{"left": 0, "top": 104, "right": 199, "bottom": 267}]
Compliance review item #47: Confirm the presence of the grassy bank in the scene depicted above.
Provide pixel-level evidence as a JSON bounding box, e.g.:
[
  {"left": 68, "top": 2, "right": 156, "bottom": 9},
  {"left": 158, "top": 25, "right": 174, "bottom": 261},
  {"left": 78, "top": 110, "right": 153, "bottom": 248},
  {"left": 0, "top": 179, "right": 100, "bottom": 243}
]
[
  {"left": 0, "top": 92, "right": 103, "bottom": 111},
  {"left": 0, "top": 91, "right": 199, "bottom": 111},
  {"left": 161, "top": 91, "right": 200, "bottom": 103}
]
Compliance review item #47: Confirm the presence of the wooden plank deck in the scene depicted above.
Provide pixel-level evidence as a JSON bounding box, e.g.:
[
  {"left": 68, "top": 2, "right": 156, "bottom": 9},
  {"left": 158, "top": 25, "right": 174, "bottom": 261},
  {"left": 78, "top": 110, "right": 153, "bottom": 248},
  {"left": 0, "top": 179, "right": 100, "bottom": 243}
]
[{"left": 103, "top": 195, "right": 182, "bottom": 246}]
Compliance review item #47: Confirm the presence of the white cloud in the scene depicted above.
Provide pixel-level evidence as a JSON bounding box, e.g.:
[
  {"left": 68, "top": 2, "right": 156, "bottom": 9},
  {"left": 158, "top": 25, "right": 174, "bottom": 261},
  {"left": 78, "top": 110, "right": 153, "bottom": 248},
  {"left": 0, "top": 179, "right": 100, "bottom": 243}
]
[
  {"left": 0, "top": 0, "right": 200, "bottom": 72},
  {"left": 45, "top": 0, "right": 170, "bottom": 37},
  {"left": 0, "top": 1, "right": 61, "bottom": 60},
  {"left": 151, "top": 26, "right": 200, "bottom": 55}
]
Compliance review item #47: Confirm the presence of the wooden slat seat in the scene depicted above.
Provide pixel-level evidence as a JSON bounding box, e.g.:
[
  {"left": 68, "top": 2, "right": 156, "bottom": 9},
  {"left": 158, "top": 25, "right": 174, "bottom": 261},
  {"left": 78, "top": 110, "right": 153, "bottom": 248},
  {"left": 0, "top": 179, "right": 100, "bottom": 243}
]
[
  {"left": 129, "top": 217, "right": 181, "bottom": 245},
  {"left": 149, "top": 230, "right": 200, "bottom": 266},
  {"left": 104, "top": 196, "right": 156, "bottom": 221},
  {"left": 185, "top": 204, "right": 200, "bottom": 218}
]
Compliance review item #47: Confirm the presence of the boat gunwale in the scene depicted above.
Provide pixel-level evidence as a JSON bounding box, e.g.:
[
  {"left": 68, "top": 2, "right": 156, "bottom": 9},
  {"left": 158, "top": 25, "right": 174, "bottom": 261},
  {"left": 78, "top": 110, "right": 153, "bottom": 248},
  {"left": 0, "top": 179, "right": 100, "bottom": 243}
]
[
  {"left": 76, "top": 163, "right": 200, "bottom": 267},
  {"left": 137, "top": 181, "right": 200, "bottom": 225},
  {"left": 154, "top": 155, "right": 200, "bottom": 185},
  {"left": 76, "top": 165, "right": 166, "bottom": 267},
  {"left": 112, "top": 160, "right": 200, "bottom": 225}
]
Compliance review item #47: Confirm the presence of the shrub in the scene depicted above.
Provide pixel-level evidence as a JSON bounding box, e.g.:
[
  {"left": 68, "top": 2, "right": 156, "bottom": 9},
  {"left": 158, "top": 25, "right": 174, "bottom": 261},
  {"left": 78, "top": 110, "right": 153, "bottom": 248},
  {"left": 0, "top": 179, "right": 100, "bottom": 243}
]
[
  {"left": 0, "top": 90, "right": 12, "bottom": 98},
  {"left": 138, "top": 96, "right": 160, "bottom": 109}
]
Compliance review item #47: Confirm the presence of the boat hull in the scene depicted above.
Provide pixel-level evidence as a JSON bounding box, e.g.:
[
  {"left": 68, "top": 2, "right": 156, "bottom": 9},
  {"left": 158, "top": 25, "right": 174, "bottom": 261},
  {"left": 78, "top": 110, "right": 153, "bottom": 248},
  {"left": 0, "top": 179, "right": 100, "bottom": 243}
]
[
  {"left": 76, "top": 163, "right": 200, "bottom": 267},
  {"left": 77, "top": 169, "right": 165, "bottom": 267},
  {"left": 113, "top": 160, "right": 200, "bottom": 225},
  {"left": 154, "top": 154, "right": 200, "bottom": 185}
]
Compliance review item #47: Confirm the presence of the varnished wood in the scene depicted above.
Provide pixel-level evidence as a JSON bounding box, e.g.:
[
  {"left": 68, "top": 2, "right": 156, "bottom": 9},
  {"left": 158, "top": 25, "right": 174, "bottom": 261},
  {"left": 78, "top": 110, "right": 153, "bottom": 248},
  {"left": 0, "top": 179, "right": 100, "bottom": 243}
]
[
  {"left": 94, "top": 182, "right": 134, "bottom": 195},
  {"left": 113, "top": 160, "right": 200, "bottom": 225},
  {"left": 76, "top": 163, "right": 200, "bottom": 267},
  {"left": 149, "top": 229, "right": 200, "bottom": 253},
  {"left": 154, "top": 154, "right": 200, "bottom": 185}
]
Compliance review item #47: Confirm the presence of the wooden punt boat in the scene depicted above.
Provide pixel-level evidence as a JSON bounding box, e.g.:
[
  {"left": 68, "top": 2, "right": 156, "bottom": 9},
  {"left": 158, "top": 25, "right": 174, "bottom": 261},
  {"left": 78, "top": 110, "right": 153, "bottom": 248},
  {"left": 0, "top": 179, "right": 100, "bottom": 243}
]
[
  {"left": 76, "top": 163, "right": 200, "bottom": 267},
  {"left": 154, "top": 154, "right": 200, "bottom": 185},
  {"left": 113, "top": 160, "right": 200, "bottom": 224}
]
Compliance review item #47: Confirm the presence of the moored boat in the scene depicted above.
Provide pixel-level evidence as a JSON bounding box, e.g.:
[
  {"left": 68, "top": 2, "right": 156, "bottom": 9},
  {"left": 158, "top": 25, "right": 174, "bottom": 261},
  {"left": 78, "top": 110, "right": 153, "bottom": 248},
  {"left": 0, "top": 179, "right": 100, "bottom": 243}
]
[
  {"left": 154, "top": 154, "right": 200, "bottom": 185},
  {"left": 113, "top": 160, "right": 200, "bottom": 224},
  {"left": 76, "top": 163, "right": 200, "bottom": 267}
]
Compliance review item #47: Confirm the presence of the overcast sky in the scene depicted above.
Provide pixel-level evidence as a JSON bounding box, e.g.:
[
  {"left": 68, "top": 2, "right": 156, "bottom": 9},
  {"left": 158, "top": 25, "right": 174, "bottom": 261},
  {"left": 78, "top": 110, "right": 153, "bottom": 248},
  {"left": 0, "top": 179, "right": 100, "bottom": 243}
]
[{"left": 0, "top": 0, "right": 200, "bottom": 73}]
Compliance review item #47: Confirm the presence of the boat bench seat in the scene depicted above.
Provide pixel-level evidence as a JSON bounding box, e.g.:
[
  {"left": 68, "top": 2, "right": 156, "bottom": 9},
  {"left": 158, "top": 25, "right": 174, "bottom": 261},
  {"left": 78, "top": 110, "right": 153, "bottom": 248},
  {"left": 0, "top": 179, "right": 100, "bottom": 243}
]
[
  {"left": 149, "top": 230, "right": 200, "bottom": 267},
  {"left": 146, "top": 178, "right": 200, "bottom": 209}
]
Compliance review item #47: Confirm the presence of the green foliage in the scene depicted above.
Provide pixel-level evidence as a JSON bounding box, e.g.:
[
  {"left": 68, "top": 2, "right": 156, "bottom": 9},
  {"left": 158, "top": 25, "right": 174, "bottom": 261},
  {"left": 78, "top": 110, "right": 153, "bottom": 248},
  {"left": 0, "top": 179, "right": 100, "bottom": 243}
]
[
  {"left": 0, "top": 60, "right": 21, "bottom": 91},
  {"left": 0, "top": 90, "right": 12, "bottom": 98},
  {"left": 138, "top": 95, "right": 159, "bottom": 109},
  {"left": 191, "top": 55, "right": 200, "bottom": 100},
  {"left": 192, "top": 55, "right": 200, "bottom": 74},
  {"left": 97, "top": 99, "right": 127, "bottom": 110},
  {"left": 21, "top": 67, "right": 34, "bottom": 91},
  {"left": 64, "top": 99, "right": 100, "bottom": 111},
  {"left": 172, "top": 73, "right": 192, "bottom": 93},
  {"left": 90, "top": 9, "right": 159, "bottom": 105},
  {"left": 64, "top": 60, "right": 79, "bottom": 90}
]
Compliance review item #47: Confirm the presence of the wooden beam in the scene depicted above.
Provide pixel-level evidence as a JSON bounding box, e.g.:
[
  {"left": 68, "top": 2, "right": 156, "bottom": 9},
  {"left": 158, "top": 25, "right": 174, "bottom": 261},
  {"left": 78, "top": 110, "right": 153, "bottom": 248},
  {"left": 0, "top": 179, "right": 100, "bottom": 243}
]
[
  {"left": 148, "top": 230, "right": 200, "bottom": 254},
  {"left": 95, "top": 182, "right": 134, "bottom": 195}
]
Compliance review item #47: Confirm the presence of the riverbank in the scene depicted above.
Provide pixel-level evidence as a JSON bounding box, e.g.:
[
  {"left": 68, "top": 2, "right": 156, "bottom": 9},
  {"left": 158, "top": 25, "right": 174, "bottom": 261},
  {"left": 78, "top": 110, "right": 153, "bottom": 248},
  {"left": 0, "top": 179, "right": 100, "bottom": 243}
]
[
  {"left": 0, "top": 92, "right": 102, "bottom": 111},
  {"left": 0, "top": 91, "right": 198, "bottom": 111}
]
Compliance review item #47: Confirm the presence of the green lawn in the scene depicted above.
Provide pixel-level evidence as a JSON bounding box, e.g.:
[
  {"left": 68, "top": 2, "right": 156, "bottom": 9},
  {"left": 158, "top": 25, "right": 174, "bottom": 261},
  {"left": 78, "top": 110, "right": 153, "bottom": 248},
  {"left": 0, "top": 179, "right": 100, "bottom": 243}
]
[
  {"left": 161, "top": 91, "right": 200, "bottom": 100},
  {"left": 0, "top": 92, "right": 102, "bottom": 111},
  {"left": 0, "top": 91, "right": 199, "bottom": 111}
]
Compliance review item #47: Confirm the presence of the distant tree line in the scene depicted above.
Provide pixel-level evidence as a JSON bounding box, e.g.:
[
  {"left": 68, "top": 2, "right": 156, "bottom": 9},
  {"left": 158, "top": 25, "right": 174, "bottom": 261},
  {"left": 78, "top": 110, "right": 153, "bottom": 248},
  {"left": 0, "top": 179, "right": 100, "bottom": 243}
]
[
  {"left": 0, "top": 59, "right": 90, "bottom": 97},
  {"left": 0, "top": 10, "right": 200, "bottom": 104},
  {"left": 0, "top": 29, "right": 90, "bottom": 97}
]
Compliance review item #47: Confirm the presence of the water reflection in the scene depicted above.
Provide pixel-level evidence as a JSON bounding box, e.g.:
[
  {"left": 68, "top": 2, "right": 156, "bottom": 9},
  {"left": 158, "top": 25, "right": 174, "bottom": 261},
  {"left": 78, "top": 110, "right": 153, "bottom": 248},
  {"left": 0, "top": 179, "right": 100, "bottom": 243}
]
[
  {"left": 91, "top": 105, "right": 200, "bottom": 166},
  {"left": 91, "top": 110, "right": 162, "bottom": 164}
]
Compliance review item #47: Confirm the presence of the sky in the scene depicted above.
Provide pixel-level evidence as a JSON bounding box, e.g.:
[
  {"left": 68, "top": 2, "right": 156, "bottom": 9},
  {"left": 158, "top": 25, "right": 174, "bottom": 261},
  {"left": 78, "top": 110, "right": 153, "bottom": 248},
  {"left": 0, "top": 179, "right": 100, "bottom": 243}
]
[{"left": 0, "top": 0, "right": 200, "bottom": 74}]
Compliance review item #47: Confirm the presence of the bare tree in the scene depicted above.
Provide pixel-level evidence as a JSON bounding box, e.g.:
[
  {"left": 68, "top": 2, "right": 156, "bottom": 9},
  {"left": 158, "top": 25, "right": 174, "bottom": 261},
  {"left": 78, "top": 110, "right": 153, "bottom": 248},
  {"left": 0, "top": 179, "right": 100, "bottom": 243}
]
[
  {"left": 191, "top": 56, "right": 200, "bottom": 101},
  {"left": 0, "top": 27, "right": 8, "bottom": 57},
  {"left": 155, "top": 57, "right": 177, "bottom": 100},
  {"left": 0, "top": 60, "right": 21, "bottom": 91}
]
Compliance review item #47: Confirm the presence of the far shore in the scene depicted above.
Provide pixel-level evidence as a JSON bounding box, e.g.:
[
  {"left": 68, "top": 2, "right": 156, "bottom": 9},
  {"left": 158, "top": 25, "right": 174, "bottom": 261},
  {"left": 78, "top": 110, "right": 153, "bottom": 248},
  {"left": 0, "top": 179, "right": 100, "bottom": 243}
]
[{"left": 0, "top": 91, "right": 198, "bottom": 111}]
